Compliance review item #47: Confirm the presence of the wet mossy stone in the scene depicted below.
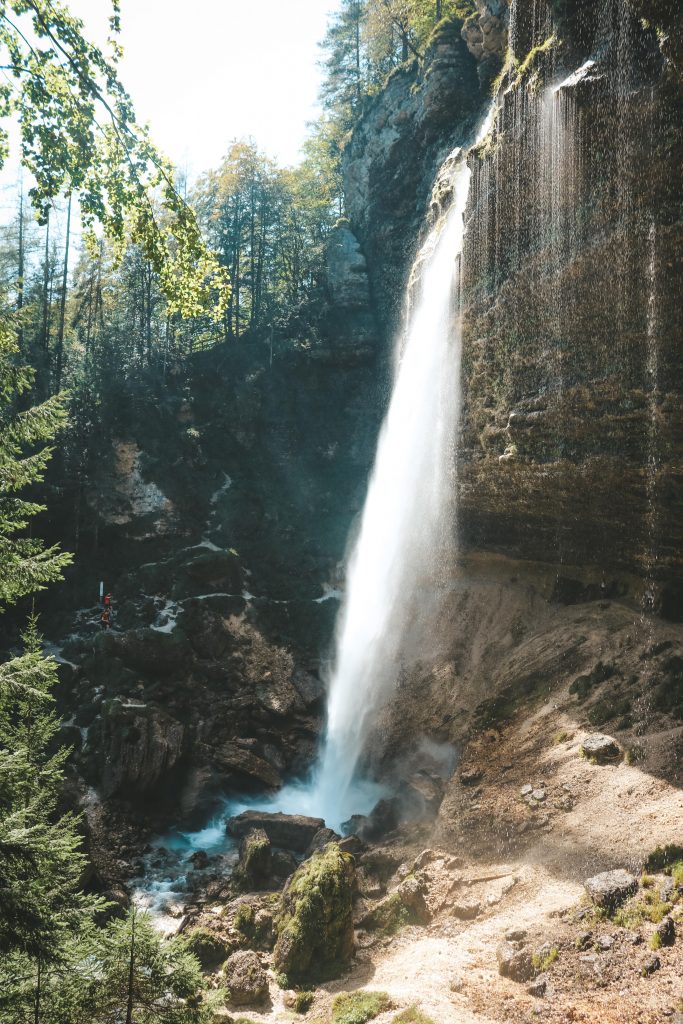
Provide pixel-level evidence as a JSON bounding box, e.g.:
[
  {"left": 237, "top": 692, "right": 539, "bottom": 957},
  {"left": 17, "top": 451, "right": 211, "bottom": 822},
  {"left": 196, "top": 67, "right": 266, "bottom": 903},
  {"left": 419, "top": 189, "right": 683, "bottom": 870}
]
[
  {"left": 272, "top": 842, "right": 355, "bottom": 982},
  {"left": 234, "top": 828, "right": 272, "bottom": 890},
  {"left": 182, "top": 927, "right": 231, "bottom": 971}
]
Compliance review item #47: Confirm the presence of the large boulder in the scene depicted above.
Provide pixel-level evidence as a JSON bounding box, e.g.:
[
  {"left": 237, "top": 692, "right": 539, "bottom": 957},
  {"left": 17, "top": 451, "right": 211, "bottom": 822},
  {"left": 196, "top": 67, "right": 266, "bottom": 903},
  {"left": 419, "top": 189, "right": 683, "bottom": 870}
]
[
  {"left": 234, "top": 828, "right": 272, "bottom": 890},
  {"left": 272, "top": 843, "right": 355, "bottom": 982},
  {"left": 97, "top": 700, "right": 185, "bottom": 798},
  {"left": 581, "top": 734, "right": 621, "bottom": 763},
  {"left": 227, "top": 811, "right": 325, "bottom": 853},
  {"left": 584, "top": 870, "right": 637, "bottom": 908},
  {"left": 223, "top": 949, "right": 269, "bottom": 1006}
]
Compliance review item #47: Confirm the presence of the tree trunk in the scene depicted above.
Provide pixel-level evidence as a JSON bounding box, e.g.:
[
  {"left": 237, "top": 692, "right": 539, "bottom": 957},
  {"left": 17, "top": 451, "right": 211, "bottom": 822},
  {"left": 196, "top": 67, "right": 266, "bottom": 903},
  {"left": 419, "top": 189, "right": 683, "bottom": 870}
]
[
  {"left": 34, "top": 959, "right": 41, "bottom": 1024},
  {"left": 55, "top": 194, "right": 72, "bottom": 392},
  {"left": 355, "top": 0, "right": 362, "bottom": 104},
  {"left": 125, "top": 913, "right": 136, "bottom": 1024},
  {"left": 41, "top": 212, "right": 51, "bottom": 356},
  {"left": 17, "top": 190, "right": 24, "bottom": 350}
]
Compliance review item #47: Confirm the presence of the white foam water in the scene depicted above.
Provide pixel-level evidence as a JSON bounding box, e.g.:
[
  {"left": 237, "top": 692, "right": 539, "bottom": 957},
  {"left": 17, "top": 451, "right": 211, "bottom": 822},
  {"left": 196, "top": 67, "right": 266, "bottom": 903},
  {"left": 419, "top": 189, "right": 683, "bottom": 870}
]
[{"left": 304, "top": 106, "right": 497, "bottom": 827}]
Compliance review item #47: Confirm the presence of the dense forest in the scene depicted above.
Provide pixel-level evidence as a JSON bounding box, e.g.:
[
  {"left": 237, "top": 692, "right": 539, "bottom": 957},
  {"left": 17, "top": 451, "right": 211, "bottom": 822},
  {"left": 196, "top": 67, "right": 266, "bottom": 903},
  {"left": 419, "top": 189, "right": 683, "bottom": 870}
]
[
  {"left": 3, "top": 0, "right": 683, "bottom": 1021},
  {"left": 0, "top": 1, "right": 472, "bottom": 1020}
]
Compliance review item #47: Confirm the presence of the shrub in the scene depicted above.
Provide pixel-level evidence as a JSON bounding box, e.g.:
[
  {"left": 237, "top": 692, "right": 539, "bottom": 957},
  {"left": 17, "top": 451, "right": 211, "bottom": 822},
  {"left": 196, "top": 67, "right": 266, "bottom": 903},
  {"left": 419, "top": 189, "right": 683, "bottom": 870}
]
[
  {"left": 392, "top": 1007, "right": 437, "bottom": 1024},
  {"left": 332, "top": 991, "right": 392, "bottom": 1024},
  {"left": 645, "top": 845, "right": 683, "bottom": 872},
  {"left": 292, "top": 990, "right": 315, "bottom": 1013},
  {"left": 532, "top": 946, "right": 559, "bottom": 971}
]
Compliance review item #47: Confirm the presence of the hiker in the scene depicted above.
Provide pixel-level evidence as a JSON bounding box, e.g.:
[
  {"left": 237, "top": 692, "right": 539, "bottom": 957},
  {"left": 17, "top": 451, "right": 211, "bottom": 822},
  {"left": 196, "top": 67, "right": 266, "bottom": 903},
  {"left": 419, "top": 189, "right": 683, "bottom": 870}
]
[
  {"left": 103, "top": 592, "right": 112, "bottom": 608},
  {"left": 100, "top": 606, "right": 112, "bottom": 630}
]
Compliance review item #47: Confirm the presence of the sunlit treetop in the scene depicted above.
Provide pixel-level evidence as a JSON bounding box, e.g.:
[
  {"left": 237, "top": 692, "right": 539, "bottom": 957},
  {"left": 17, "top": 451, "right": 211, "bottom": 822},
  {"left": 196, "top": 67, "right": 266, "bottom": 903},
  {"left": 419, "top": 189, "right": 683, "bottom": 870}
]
[{"left": 0, "top": 0, "right": 228, "bottom": 318}]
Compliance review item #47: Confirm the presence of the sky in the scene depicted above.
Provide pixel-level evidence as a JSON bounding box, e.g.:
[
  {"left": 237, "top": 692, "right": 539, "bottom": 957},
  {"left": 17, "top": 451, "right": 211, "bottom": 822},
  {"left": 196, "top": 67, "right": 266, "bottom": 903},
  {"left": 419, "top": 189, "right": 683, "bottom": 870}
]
[{"left": 68, "top": 0, "right": 340, "bottom": 175}]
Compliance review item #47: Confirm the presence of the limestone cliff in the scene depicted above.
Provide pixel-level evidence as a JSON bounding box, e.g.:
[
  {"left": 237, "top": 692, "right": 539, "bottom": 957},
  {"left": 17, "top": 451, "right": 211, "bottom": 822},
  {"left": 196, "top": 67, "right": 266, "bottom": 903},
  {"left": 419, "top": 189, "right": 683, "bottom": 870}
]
[{"left": 341, "top": 0, "right": 683, "bottom": 610}]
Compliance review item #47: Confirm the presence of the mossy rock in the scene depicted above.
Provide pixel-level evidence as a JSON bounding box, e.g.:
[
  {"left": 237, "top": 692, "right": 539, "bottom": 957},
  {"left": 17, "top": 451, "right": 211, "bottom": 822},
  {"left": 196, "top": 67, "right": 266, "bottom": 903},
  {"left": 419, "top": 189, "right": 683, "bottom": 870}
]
[
  {"left": 272, "top": 842, "right": 355, "bottom": 982},
  {"left": 182, "top": 927, "right": 232, "bottom": 970},
  {"left": 232, "top": 899, "right": 275, "bottom": 951},
  {"left": 234, "top": 828, "right": 272, "bottom": 890}
]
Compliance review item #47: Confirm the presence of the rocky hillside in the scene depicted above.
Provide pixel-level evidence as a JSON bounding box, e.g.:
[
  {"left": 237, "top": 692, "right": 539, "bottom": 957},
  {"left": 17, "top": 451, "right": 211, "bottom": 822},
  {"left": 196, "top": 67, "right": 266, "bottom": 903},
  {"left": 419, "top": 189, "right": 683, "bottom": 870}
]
[{"left": 0, "top": 237, "right": 385, "bottom": 861}]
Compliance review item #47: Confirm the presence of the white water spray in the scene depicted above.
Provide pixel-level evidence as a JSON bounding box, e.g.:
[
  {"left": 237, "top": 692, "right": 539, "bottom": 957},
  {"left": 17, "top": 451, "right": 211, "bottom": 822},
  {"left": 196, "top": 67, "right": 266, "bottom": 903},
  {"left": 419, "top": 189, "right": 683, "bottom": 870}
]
[{"left": 303, "top": 108, "right": 496, "bottom": 827}]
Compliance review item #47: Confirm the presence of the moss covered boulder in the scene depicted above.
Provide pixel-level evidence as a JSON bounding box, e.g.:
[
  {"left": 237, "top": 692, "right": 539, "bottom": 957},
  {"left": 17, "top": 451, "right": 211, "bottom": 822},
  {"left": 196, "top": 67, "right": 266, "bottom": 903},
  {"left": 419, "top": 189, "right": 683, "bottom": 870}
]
[
  {"left": 273, "top": 842, "right": 355, "bottom": 982},
  {"left": 234, "top": 828, "right": 272, "bottom": 890},
  {"left": 181, "top": 927, "right": 232, "bottom": 971},
  {"left": 223, "top": 949, "right": 269, "bottom": 1006}
]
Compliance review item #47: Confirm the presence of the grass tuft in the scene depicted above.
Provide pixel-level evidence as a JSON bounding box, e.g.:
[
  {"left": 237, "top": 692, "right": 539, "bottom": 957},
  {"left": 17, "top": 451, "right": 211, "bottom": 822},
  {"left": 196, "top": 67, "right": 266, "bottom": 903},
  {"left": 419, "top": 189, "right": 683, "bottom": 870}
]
[
  {"left": 532, "top": 946, "right": 559, "bottom": 971},
  {"left": 332, "top": 991, "right": 392, "bottom": 1024},
  {"left": 392, "top": 1007, "right": 437, "bottom": 1024}
]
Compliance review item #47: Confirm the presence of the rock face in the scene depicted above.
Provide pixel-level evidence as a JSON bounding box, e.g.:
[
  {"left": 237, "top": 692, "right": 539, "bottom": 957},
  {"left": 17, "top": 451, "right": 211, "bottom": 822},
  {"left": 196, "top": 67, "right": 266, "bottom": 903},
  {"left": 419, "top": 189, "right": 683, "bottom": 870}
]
[
  {"left": 227, "top": 811, "right": 326, "bottom": 853},
  {"left": 23, "top": 270, "right": 383, "bottom": 844},
  {"left": 223, "top": 949, "right": 269, "bottom": 1006},
  {"left": 273, "top": 843, "right": 355, "bottom": 981},
  {"left": 343, "top": 15, "right": 482, "bottom": 341},
  {"left": 585, "top": 870, "right": 638, "bottom": 908},
  {"left": 338, "top": 0, "right": 683, "bottom": 595},
  {"left": 458, "top": 2, "right": 683, "bottom": 588}
]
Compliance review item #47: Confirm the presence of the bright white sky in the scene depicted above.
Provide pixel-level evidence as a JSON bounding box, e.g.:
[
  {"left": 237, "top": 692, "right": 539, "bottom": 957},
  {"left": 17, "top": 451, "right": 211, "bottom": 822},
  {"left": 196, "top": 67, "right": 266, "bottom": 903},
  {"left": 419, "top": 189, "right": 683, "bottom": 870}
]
[{"left": 69, "top": 0, "right": 339, "bottom": 174}]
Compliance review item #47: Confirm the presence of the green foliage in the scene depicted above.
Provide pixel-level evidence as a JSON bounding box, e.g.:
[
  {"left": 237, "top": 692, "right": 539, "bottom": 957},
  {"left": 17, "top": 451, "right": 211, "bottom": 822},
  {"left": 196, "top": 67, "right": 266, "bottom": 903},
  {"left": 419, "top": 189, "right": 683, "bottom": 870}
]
[
  {"left": 332, "top": 991, "right": 392, "bottom": 1024},
  {"left": 0, "top": 310, "right": 71, "bottom": 606},
  {"left": 88, "top": 909, "right": 211, "bottom": 1023},
  {"left": 0, "top": 0, "right": 227, "bottom": 319},
  {"left": 515, "top": 34, "right": 558, "bottom": 80},
  {"left": 273, "top": 843, "right": 355, "bottom": 982},
  {"left": 645, "top": 845, "right": 683, "bottom": 872},
  {"left": 612, "top": 886, "right": 672, "bottom": 929},
  {"left": 292, "top": 990, "right": 315, "bottom": 1013},
  {"left": 650, "top": 930, "right": 662, "bottom": 950},
  {"left": 532, "top": 946, "right": 559, "bottom": 971},
  {"left": 392, "top": 1007, "right": 437, "bottom": 1024},
  {"left": 0, "top": 615, "right": 107, "bottom": 1017}
]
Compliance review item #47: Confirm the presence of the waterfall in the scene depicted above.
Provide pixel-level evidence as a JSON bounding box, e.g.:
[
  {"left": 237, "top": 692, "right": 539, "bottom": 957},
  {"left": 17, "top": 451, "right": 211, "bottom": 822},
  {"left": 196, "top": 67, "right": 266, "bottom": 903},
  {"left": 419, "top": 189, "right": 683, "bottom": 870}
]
[{"left": 305, "top": 107, "right": 497, "bottom": 828}]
